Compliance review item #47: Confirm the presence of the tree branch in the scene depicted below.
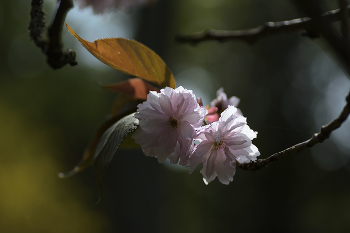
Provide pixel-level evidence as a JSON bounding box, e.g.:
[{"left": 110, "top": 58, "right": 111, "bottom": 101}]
[
  {"left": 338, "top": 0, "right": 350, "bottom": 41},
  {"left": 175, "top": 6, "right": 350, "bottom": 45},
  {"left": 292, "top": 0, "right": 350, "bottom": 76},
  {"left": 239, "top": 94, "right": 350, "bottom": 171},
  {"left": 29, "top": 0, "right": 77, "bottom": 69}
]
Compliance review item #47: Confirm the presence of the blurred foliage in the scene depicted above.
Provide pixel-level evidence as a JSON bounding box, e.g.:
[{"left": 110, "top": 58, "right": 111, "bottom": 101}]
[
  {"left": 1, "top": 0, "right": 350, "bottom": 233},
  {"left": 0, "top": 99, "right": 109, "bottom": 233}
]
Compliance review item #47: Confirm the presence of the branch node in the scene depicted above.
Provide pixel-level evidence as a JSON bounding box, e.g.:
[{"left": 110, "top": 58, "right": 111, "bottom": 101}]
[
  {"left": 346, "top": 93, "right": 350, "bottom": 104},
  {"left": 29, "top": 0, "right": 77, "bottom": 69}
]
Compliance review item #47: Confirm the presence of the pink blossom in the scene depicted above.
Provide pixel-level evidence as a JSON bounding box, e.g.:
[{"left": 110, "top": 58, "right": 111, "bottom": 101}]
[
  {"left": 75, "top": 0, "right": 157, "bottom": 13},
  {"left": 189, "top": 106, "right": 259, "bottom": 185},
  {"left": 132, "top": 86, "right": 207, "bottom": 164},
  {"left": 205, "top": 106, "right": 219, "bottom": 123},
  {"left": 211, "top": 88, "right": 241, "bottom": 114}
]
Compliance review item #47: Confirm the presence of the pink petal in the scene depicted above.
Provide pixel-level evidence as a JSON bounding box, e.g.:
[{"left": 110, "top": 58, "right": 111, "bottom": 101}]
[
  {"left": 207, "top": 107, "right": 218, "bottom": 115},
  {"left": 179, "top": 111, "right": 202, "bottom": 126},
  {"left": 206, "top": 113, "right": 219, "bottom": 123},
  {"left": 195, "top": 141, "right": 213, "bottom": 158},
  {"left": 159, "top": 94, "right": 174, "bottom": 117},
  {"left": 219, "top": 105, "right": 238, "bottom": 122},
  {"left": 189, "top": 154, "right": 203, "bottom": 174},
  {"left": 240, "top": 125, "right": 258, "bottom": 140},
  {"left": 140, "top": 117, "right": 168, "bottom": 133},
  {"left": 132, "top": 128, "right": 159, "bottom": 148},
  {"left": 224, "top": 135, "right": 251, "bottom": 150},
  {"left": 228, "top": 96, "right": 240, "bottom": 107},
  {"left": 205, "top": 149, "right": 218, "bottom": 179},
  {"left": 215, "top": 151, "right": 235, "bottom": 185},
  {"left": 136, "top": 107, "right": 168, "bottom": 120},
  {"left": 169, "top": 143, "right": 181, "bottom": 164},
  {"left": 173, "top": 97, "right": 187, "bottom": 118},
  {"left": 156, "top": 130, "right": 178, "bottom": 162}
]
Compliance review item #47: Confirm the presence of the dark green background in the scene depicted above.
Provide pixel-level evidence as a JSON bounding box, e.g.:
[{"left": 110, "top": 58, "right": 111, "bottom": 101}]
[{"left": 1, "top": 0, "right": 350, "bottom": 232}]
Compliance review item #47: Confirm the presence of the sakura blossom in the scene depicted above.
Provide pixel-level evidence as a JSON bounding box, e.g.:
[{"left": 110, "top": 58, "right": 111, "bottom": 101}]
[
  {"left": 132, "top": 86, "right": 207, "bottom": 164},
  {"left": 75, "top": 0, "right": 157, "bottom": 13},
  {"left": 190, "top": 105, "right": 259, "bottom": 185},
  {"left": 206, "top": 88, "right": 242, "bottom": 123},
  {"left": 211, "top": 87, "right": 242, "bottom": 114},
  {"left": 205, "top": 106, "right": 219, "bottom": 123}
]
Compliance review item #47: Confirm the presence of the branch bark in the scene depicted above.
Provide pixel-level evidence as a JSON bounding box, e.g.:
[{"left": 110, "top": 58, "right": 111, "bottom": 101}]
[
  {"left": 29, "top": 0, "right": 77, "bottom": 69},
  {"left": 239, "top": 94, "right": 350, "bottom": 171},
  {"left": 175, "top": 6, "right": 350, "bottom": 45},
  {"left": 338, "top": 0, "right": 350, "bottom": 41},
  {"left": 292, "top": 0, "right": 350, "bottom": 77}
]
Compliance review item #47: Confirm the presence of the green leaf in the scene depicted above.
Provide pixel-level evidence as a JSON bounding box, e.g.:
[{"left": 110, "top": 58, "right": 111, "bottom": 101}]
[
  {"left": 93, "top": 113, "right": 139, "bottom": 199},
  {"left": 58, "top": 111, "right": 136, "bottom": 179}
]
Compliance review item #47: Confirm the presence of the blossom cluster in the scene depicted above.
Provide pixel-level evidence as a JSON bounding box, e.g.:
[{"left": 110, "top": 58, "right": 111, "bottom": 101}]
[{"left": 132, "top": 86, "right": 260, "bottom": 184}]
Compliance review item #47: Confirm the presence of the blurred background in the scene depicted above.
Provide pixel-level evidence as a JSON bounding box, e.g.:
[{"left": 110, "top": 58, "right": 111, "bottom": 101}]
[{"left": 1, "top": 0, "right": 350, "bottom": 232}]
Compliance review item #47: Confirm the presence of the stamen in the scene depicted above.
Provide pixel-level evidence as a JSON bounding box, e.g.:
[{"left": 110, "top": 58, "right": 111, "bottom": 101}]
[
  {"left": 168, "top": 117, "right": 179, "bottom": 128},
  {"left": 213, "top": 139, "right": 223, "bottom": 149}
]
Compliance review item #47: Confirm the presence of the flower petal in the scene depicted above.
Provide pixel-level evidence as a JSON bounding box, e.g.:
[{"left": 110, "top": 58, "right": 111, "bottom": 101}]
[
  {"left": 190, "top": 103, "right": 259, "bottom": 184},
  {"left": 134, "top": 86, "right": 206, "bottom": 165},
  {"left": 205, "top": 149, "right": 218, "bottom": 180},
  {"left": 159, "top": 94, "right": 174, "bottom": 117},
  {"left": 215, "top": 151, "right": 236, "bottom": 185}
]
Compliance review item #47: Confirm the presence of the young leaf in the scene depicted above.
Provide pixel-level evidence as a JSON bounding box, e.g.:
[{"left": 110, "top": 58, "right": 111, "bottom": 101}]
[
  {"left": 94, "top": 113, "right": 139, "bottom": 198},
  {"left": 66, "top": 23, "right": 176, "bottom": 88},
  {"left": 111, "top": 93, "right": 139, "bottom": 117},
  {"left": 58, "top": 112, "right": 136, "bottom": 178},
  {"left": 102, "top": 78, "right": 159, "bottom": 100}
]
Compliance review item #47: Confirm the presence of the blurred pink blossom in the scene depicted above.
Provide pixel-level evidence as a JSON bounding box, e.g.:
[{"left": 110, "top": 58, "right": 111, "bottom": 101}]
[
  {"left": 75, "top": 0, "right": 157, "bottom": 13},
  {"left": 211, "top": 87, "right": 241, "bottom": 114},
  {"left": 132, "top": 86, "right": 207, "bottom": 164},
  {"left": 206, "top": 88, "right": 242, "bottom": 124},
  {"left": 189, "top": 106, "right": 259, "bottom": 185},
  {"left": 205, "top": 106, "right": 219, "bottom": 123}
]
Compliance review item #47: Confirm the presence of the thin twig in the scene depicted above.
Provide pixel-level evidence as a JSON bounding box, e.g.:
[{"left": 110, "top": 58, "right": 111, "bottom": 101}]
[
  {"left": 175, "top": 6, "right": 350, "bottom": 44},
  {"left": 29, "top": 0, "right": 77, "bottom": 69},
  {"left": 239, "top": 94, "right": 350, "bottom": 171}
]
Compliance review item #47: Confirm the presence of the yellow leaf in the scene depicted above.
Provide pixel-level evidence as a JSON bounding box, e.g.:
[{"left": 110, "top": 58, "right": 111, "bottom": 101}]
[{"left": 66, "top": 23, "right": 176, "bottom": 88}]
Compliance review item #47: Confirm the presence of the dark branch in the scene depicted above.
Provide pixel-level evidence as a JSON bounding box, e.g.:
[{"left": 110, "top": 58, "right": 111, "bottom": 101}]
[
  {"left": 239, "top": 94, "right": 350, "bottom": 171},
  {"left": 175, "top": 6, "right": 350, "bottom": 45},
  {"left": 292, "top": 0, "right": 350, "bottom": 77},
  {"left": 339, "top": 0, "right": 350, "bottom": 41},
  {"left": 29, "top": 0, "right": 77, "bottom": 69}
]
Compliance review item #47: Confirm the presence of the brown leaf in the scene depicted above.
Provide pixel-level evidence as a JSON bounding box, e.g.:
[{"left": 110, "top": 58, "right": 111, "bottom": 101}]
[
  {"left": 66, "top": 23, "right": 176, "bottom": 88},
  {"left": 102, "top": 78, "right": 159, "bottom": 100},
  {"left": 111, "top": 93, "right": 138, "bottom": 117}
]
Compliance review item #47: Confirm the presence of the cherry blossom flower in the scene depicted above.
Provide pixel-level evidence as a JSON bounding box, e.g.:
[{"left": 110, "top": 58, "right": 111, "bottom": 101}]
[
  {"left": 211, "top": 87, "right": 242, "bottom": 115},
  {"left": 75, "top": 0, "right": 157, "bottom": 13},
  {"left": 189, "top": 105, "right": 259, "bottom": 185},
  {"left": 206, "top": 88, "right": 242, "bottom": 123},
  {"left": 205, "top": 106, "right": 219, "bottom": 123},
  {"left": 132, "top": 86, "right": 207, "bottom": 164}
]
